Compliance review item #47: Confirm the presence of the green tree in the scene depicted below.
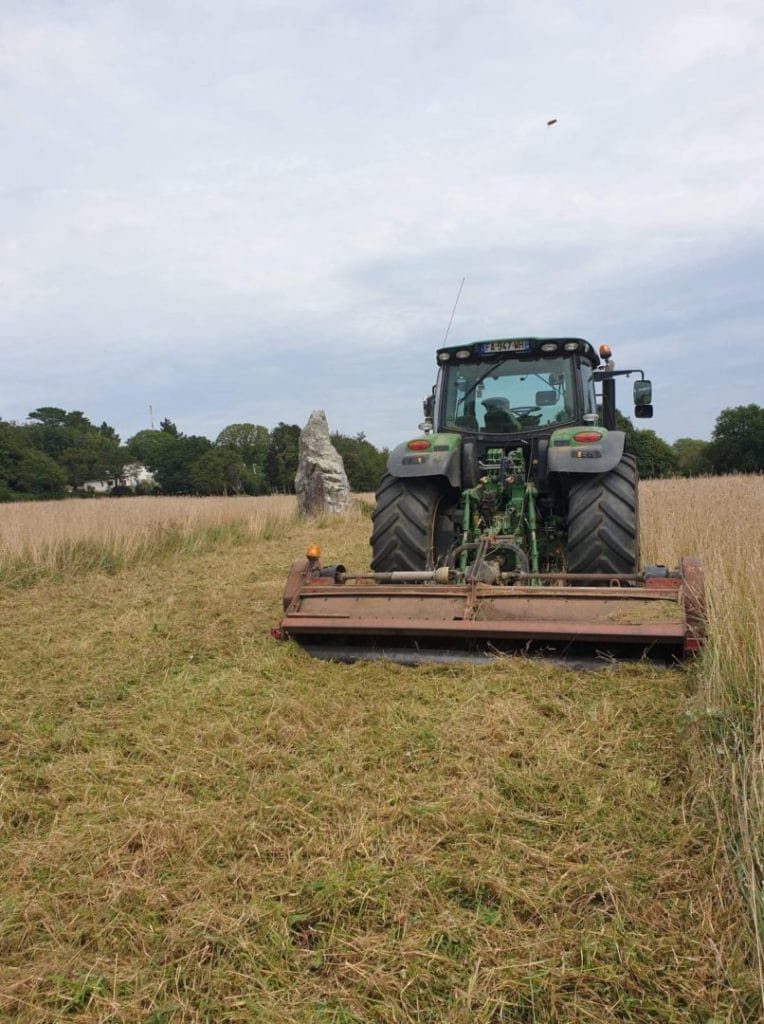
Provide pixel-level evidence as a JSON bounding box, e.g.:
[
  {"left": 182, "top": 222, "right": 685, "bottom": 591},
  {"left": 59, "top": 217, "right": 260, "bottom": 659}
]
[
  {"left": 127, "top": 429, "right": 178, "bottom": 469},
  {"left": 127, "top": 429, "right": 211, "bottom": 493},
  {"left": 160, "top": 418, "right": 179, "bottom": 436},
  {"left": 25, "top": 408, "right": 123, "bottom": 489},
  {"left": 153, "top": 435, "right": 212, "bottom": 493},
  {"left": 629, "top": 429, "right": 678, "bottom": 479},
  {"left": 215, "top": 423, "right": 271, "bottom": 491},
  {"left": 706, "top": 405, "right": 764, "bottom": 474},
  {"left": 25, "top": 409, "right": 82, "bottom": 460},
  {"left": 59, "top": 432, "right": 124, "bottom": 489},
  {"left": 12, "top": 448, "right": 68, "bottom": 496},
  {"left": 98, "top": 421, "right": 121, "bottom": 444},
  {"left": 27, "top": 406, "right": 76, "bottom": 428},
  {"left": 672, "top": 438, "right": 710, "bottom": 477},
  {"left": 190, "top": 448, "right": 255, "bottom": 495},
  {"left": 331, "top": 432, "right": 388, "bottom": 491},
  {"left": 264, "top": 423, "right": 300, "bottom": 493},
  {"left": 604, "top": 410, "right": 679, "bottom": 479},
  {"left": 0, "top": 421, "right": 67, "bottom": 499}
]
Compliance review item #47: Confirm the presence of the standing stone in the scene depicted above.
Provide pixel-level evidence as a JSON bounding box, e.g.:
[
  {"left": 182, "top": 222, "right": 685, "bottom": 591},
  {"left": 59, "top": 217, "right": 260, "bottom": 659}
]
[{"left": 295, "top": 410, "right": 352, "bottom": 515}]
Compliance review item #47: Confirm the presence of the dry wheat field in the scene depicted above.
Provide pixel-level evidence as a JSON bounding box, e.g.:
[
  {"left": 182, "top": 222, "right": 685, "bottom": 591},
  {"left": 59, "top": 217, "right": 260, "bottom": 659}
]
[
  {"left": 0, "top": 477, "right": 762, "bottom": 1023},
  {"left": 0, "top": 495, "right": 300, "bottom": 578}
]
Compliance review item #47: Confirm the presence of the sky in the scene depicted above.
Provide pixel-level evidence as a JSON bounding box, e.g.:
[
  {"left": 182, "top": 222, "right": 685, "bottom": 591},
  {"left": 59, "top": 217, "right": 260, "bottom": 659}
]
[{"left": 1, "top": 0, "right": 762, "bottom": 450}]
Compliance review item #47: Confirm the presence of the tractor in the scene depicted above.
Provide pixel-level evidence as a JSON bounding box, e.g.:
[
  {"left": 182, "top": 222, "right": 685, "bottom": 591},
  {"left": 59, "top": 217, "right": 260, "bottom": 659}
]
[
  {"left": 275, "top": 338, "right": 705, "bottom": 664},
  {"left": 370, "top": 337, "right": 650, "bottom": 584}
]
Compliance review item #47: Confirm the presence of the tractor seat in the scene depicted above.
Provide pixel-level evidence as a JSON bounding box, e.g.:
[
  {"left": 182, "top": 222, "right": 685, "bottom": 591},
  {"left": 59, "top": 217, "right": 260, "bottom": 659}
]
[{"left": 484, "top": 411, "right": 518, "bottom": 432}]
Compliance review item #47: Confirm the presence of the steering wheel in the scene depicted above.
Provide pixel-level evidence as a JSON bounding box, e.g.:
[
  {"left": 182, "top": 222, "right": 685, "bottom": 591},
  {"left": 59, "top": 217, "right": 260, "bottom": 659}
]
[{"left": 511, "top": 406, "right": 542, "bottom": 417}]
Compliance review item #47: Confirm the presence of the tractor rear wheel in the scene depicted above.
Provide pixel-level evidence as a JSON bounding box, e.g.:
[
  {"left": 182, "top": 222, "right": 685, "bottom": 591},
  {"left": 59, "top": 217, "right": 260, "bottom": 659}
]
[
  {"left": 566, "top": 454, "right": 640, "bottom": 578},
  {"left": 370, "top": 475, "right": 458, "bottom": 572}
]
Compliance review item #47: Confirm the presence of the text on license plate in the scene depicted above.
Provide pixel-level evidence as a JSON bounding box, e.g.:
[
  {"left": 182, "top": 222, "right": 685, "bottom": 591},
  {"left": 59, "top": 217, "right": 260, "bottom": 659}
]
[{"left": 478, "top": 340, "right": 531, "bottom": 354}]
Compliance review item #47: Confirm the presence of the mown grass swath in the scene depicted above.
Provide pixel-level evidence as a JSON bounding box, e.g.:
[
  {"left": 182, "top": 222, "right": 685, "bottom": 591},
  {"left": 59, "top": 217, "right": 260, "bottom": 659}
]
[{"left": 0, "top": 479, "right": 761, "bottom": 1022}]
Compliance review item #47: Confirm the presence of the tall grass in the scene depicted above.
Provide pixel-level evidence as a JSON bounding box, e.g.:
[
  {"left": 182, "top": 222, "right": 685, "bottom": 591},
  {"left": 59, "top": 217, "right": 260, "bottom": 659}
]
[
  {"left": 0, "top": 496, "right": 298, "bottom": 583},
  {"left": 641, "top": 474, "right": 764, "bottom": 1000}
]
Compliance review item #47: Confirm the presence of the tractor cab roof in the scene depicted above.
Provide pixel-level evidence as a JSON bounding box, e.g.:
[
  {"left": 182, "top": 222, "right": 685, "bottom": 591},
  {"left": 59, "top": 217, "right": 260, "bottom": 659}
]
[{"left": 436, "top": 337, "right": 600, "bottom": 366}]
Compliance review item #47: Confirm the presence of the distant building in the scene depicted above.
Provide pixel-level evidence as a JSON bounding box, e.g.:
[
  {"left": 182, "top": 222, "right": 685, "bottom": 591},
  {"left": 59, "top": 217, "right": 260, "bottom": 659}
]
[
  {"left": 82, "top": 478, "right": 114, "bottom": 494},
  {"left": 83, "top": 463, "right": 155, "bottom": 494},
  {"left": 122, "top": 463, "right": 155, "bottom": 489}
]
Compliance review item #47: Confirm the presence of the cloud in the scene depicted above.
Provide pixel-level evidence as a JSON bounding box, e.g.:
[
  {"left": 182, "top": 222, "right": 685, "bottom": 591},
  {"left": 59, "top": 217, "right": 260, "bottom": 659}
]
[{"left": 0, "top": 0, "right": 762, "bottom": 449}]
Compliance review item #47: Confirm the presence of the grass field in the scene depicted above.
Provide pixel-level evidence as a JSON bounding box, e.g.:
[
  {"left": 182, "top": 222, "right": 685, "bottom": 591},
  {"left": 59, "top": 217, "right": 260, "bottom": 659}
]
[
  {"left": 0, "top": 496, "right": 299, "bottom": 584},
  {"left": 0, "top": 479, "right": 762, "bottom": 1023}
]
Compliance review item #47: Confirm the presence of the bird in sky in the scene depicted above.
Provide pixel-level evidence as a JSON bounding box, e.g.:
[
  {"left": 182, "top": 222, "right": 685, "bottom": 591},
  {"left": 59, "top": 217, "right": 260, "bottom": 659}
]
[{"left": 547, "top": 118, "right": 558, "bottom": 126}]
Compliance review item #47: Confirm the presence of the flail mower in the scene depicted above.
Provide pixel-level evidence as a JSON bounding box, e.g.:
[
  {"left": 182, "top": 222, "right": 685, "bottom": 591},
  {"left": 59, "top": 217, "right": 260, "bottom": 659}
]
[{"left": 274, "top": 337, "right": 706, "bottom": 665}]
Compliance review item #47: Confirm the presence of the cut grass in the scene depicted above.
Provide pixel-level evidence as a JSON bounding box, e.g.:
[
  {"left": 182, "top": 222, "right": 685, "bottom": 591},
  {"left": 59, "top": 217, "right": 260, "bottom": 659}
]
[{"left": 0, "top": 480, "right": 762, "bottom": 1022}]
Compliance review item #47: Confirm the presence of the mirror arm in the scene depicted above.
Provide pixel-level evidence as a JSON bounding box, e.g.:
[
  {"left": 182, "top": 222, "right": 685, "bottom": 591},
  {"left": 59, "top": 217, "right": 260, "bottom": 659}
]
[{"left": 591, "top": 368, "right": 645, "bottom": 382}]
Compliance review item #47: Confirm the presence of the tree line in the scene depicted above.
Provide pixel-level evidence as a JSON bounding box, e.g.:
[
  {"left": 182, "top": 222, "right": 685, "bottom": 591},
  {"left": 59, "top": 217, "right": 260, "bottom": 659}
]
[
  {"left": 0, "top": 408, "right": 389, "bottom": 501},
  {"left": 0, "top": 403, "right": 761, "bottom": 501},
  {"left": 617, "top": 404, "right": 764, "bottom": 479}
]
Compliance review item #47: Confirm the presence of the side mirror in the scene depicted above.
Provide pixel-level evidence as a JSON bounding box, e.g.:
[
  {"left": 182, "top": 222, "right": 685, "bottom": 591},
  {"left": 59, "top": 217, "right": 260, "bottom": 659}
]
[
  {"left": 420, "top": 393, "right": 435, "bottom": 434},
  {"left": 633, "top": 380, "right": 652, "bottom": 406},
  {"left": 535, "top": 390, "right": 558, "bottom": 406},
  {"left": 634, "top": 380, "right": 653, "bottom": 419}
]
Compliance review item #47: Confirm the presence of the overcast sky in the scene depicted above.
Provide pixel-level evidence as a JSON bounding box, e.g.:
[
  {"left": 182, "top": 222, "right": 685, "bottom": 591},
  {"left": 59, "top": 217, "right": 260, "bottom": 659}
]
[{"left": 1, "top": 0, "right": 762, "bottom": 449}]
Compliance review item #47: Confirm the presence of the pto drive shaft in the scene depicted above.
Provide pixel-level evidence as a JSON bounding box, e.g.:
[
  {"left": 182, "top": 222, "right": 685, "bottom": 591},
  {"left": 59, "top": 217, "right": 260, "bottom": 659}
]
[{"left": 335, "top": 567, "right": 451, "bottom": 585}]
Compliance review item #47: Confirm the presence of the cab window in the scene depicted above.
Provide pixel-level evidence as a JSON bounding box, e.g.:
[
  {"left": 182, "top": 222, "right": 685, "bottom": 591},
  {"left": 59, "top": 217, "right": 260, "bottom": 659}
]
[{"left": 442, "top": 357, "right": 577, "bottom": 432}]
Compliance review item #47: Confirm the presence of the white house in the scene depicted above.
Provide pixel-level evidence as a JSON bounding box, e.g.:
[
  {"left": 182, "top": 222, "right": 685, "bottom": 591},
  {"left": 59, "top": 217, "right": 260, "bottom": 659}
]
[
  {"left": 121, "top": 463, "right": 155, "bottom": 489},
  {"left": 83, "top": 463, "right": 155, "bottom": 494}
]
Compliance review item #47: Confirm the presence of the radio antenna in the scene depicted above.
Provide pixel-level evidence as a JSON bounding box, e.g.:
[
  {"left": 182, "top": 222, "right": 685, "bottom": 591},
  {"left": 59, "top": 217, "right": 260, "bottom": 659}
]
[{"left": 442, "top": 276, "right": 465, "bottom": 346}]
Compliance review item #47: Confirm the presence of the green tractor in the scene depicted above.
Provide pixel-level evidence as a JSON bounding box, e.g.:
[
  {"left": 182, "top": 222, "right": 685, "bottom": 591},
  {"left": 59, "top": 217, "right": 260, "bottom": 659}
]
[
  {"left": 276, "top": 337, "right": 704, "bottom": 664},
  {"left": 371, "top": 337, "right": 652, "bottom": 584}
]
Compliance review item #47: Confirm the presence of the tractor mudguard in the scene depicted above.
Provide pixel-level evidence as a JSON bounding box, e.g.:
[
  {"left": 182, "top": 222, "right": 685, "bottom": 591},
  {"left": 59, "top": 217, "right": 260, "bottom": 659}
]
[
  {"left": 547, "top": 428, "right": 625, "bottom": 474},
  {"left": 386, "top": 433, "right": 461, "bottom": 488}
]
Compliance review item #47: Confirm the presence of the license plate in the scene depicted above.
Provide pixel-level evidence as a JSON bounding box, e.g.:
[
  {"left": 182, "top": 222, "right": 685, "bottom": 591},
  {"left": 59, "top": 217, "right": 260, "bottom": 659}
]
[{"left": 477, "top": 339, "right": 531, "bottom": 354}]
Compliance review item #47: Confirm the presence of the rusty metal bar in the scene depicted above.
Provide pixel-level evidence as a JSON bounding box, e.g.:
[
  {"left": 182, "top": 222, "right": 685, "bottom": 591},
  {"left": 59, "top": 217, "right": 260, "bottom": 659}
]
[
  {"left": 280, "top": 614, "right": 686, "bottom": 645},
  {"left": 506, "top": 571, "right": 643, "bottom": 582},
  {"left": 298, "top": 583, "right": 679, "bottom": 602}
]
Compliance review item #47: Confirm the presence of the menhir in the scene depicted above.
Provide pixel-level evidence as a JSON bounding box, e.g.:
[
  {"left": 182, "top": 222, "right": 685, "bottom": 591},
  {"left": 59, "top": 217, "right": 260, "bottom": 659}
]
[{"left": 295, "top": 410, "right": 351, "bottom": 515}]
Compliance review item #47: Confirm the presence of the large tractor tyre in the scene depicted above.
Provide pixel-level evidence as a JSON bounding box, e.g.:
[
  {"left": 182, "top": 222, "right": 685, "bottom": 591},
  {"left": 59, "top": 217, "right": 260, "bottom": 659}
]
[
  {"left": 566, "top": 454, "right": 640, "bottom": 579},
  {"left": 370, "top": 474, "right": 458, "bottom": 572}
]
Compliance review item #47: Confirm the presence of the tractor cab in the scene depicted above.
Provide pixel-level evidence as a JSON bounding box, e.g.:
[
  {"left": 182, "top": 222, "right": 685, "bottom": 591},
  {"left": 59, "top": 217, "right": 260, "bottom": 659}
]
[{"left": 430, "top": 337, "right": 600, "bottom": 438}]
